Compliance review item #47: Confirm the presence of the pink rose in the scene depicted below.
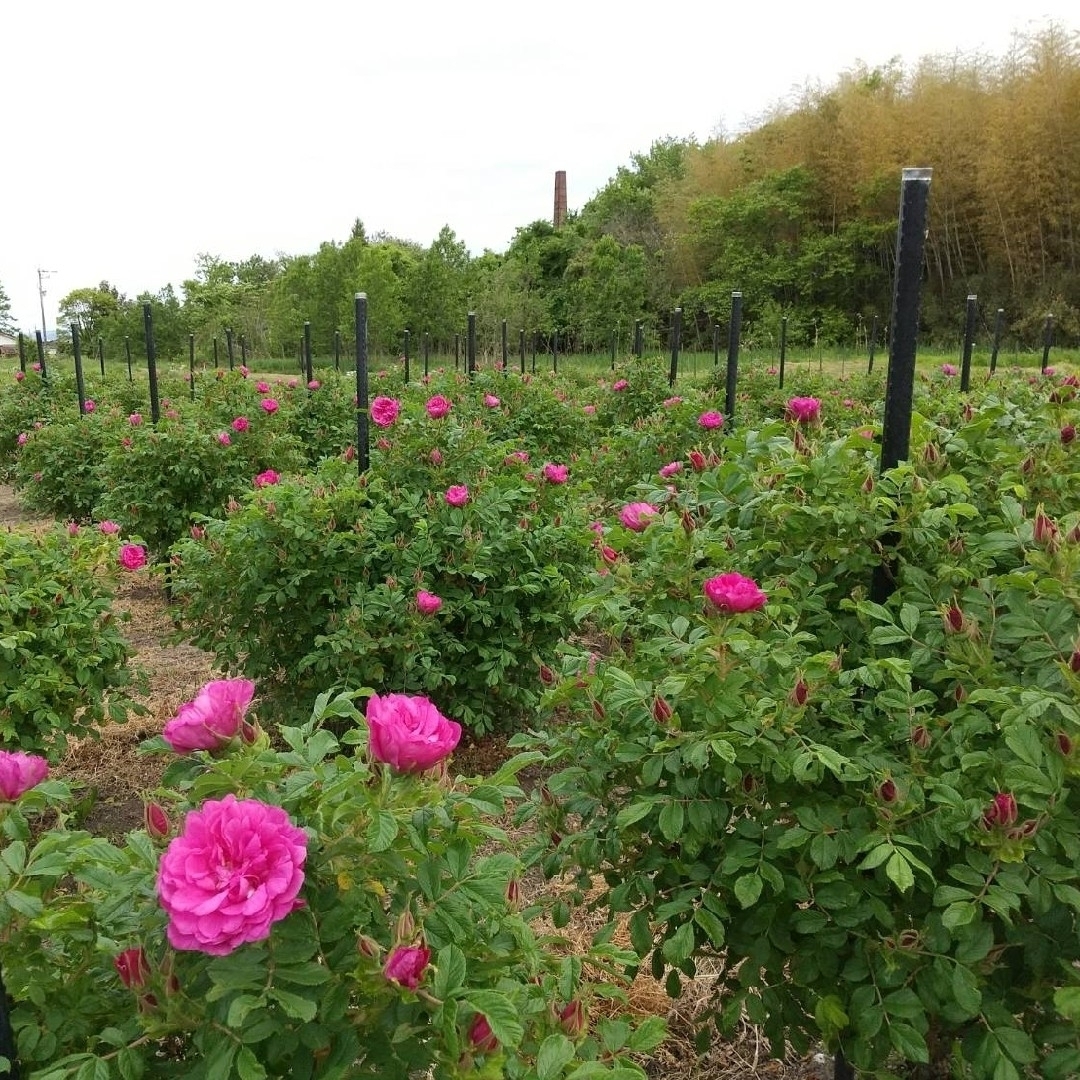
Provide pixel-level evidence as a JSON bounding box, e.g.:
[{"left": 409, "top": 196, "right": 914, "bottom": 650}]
[
  {"left": 287, "top": 378, "right": 298, "bottom": 389},
  {"left": 254, "top": 469, "right": 280, "bottom": 489},
  {"left": 416, "top": 590, "right": 443, "bottom": 615},
  {"left": 583, "top": 405, "right": 596, "bottom": 415},
  {"left": 31, "top": 362, "right": 41, "bottom": 372},
  {"left": 370, "top": 396, "right": 402, "bottom": 428},
  {"left": 543, "top": 463, "right": 569, "bottom": 484},
  {"left": 0, "top": 751, "right": 49, "bottom": 801},
  {"left": 308, "top": 380, "right": 321, "bottom": 390},
  {"left": 484, "top": 394, "right": 500, "bottom": 408},
  {"left": 67, "top": 522, "right": 80, "bottom": 536},
  {"left": 260, "top": 398, "right": 279, "bottom": 414},
  {"left": 16, "top": 433, "right": 27, "bottom": 447},
  {"left": 129, "top": 413, "right": 143, "bottom": 426},
  {"left": 239, "top": 365, "right": 250, "bottom": 377},
  {"left": 704, "top": 572, "right": 767, "bottom": 613},
  {"left": 941, "top": 363, "right": 958, "bottom": 377},
  {"left": 983, "top": 792, "right": 1018, "bottom": 828},
  {"left": 612, "top": 379, "right": 629, "bottom": 392},
  {"left": 659, "top": 461, "right": 682, "bottom": 478},
  {"left": 445, "top": 485, "right": 469, "bottom": 508},
  {"left": 384, "top": 944, "right": 431, "bottom": 989},
  {"left": 232, "top": 416, "right": 250, "bottom": 432},
  {"left": 698, "top": 411, "right": 724, "bottom": 430},
  {"left": 14, "top": 371, "right": 25, "bottom": 382},
  {"left": 157, "top": 794, "right": 306, "bottom": 955},
  {"left": 84, "top": 399, "right": 96, "bottom": 413},
  {"left": 787, "top": 397, "right": 821, "bottom": 423},
  {"left": 99, "top": 520, "right": 121, "bottom": 535},
  {"left": 619, "top": 502, "right": 658, "bottom": 532},
  {"left": 366, "top": 693, "right": 462, "bottom": 773},
  {"left": 119, "top": 544, "right": 147, "bottom": 571},
  {"left": 662, "top": 396, "right": 683, "bottom": 408},
  {"left": 217, "top": 432, "right": 231, "bottom": 446},
  {"left": 426, "top": 395, "right": 452, "bottom": 419},
  {"left": 429, "top": 448, "right": 443, "bottom": 465},
  {"left": 162, "top": 678, "right": 256, "bottom": 754},
  {"left": 256, "top": 381, "right": 270, "bottom": 393}
]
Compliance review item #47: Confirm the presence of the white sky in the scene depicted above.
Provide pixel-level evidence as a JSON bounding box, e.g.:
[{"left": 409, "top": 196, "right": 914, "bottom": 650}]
[{"left": 3, "top": 0, "right": 1075, "bottom": 333}]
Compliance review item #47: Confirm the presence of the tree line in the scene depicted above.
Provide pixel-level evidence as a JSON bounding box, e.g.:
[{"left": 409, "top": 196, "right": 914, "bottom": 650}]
[{"left": 11, "top": 24, "right": 1077, "bottom": 362}]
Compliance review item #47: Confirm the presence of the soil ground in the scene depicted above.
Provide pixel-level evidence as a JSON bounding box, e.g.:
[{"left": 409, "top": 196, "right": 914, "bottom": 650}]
[{"left": 1, "top": 483, "right": 833, "bottom": 1080}]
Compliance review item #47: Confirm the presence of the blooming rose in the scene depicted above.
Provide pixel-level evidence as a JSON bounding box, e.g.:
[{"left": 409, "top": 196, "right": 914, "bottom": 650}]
[
  {"left": 16, "top": 433, "right": 27, "bottom": 446},
  {"left": 128, "top": 413, "right": 143, "bottom": 426},
  {"left": 612, "top": 379, "right": 629, "bottom": 392},
  {"left": 114, "top": 947, "right": 151, "bottom": 988},
  {"left": 84, "top": 399, "right": 96, "bottom": 413},
  {"left": 217, "top": 432, "right": 231, "bottom": 446},
  {"left": 260, "top": 398, "right": 279, "bottom": 414},
  {"left": 157, "top": 794, "right": 306, "bottom": 955},
  {"left": 583, "top": 404, "right": 596, "bottom": 414},
  {"left": 232, "top": 416, "right": 250, "bottom": 432},
  {"left": 543, "top": 463, "right": 569, "bottom": 484},
  {"left": 698, "top": 411, "right": 724, "bottom": 430},
  {"left": 99, "top": 519, "right": 121, "bottom": 535},
  {"left": 469, "top": 1014, "right": 499, "bottom": 1053},
  {"left": 119, "top": 544, "right": 147, "bottom": 571},
  {"left": 787, "top": 396, "right": 821, "bottom": 423},
  {"left": 416, "top": 589, "right": 443, "bottom": 615},
  {"left": 619, "top": 502, "right": 658, "bottom": 532},
  {"left": 256, "top": 381, "right": 270, "bottom": 393},
  {"left": 384, "top": 944, "right": 431, "bottom": 989},
  {"left": 366, "top": 693, "right": 462, "bottom": 773},
  {"left": 239, "top": 365, "right": 250, "bottom": 377},
  {"left": 254, "top": 469, "right": 280, "bottom": 489},
  {"left": 287, "top": 378, "right": 298, "bottom": 389},
  {"left": 67, "top": 521, "right": 79, "bottom": 536},
  {"left": 445, "top": 485, "right": 469, "bottom": 508},
  {"left": 162, "top": 678, "right": 256, "bottom": 754},
  {"left": 426, "top": 395, "right": 452, "bottom": 419},
  {"left": 0, "top": 751, "right": 48, "bottom": 801},
  {"left": 31, "top": 362, "right": 41, "bottom": 372},
  {"left": 307, "top": 380, "right": 320, "bottom": 390},
  {"left": 659, "top": 461, "right": 682, "bottom": 478},
  {"left": 429, "top": 448, "right": 443, "bottom": 465},
  {"left": 941, "top": 363, "right": 958, "bottom": 376},
  {"left": 703, "top": 572, "right": 767, "bottom": 613},
  {"left": 370, "top": 396, "right": 402, "bottom": 428},
  {"left": 14, "top": 371, "right": 24, "bottom": 382},
  {"left": 483, "top": 394, "right": 500, "bottom": 408}
]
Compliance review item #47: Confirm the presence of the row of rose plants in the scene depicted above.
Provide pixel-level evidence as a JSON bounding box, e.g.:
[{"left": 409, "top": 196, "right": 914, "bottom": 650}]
[
  {"left": 0, "top": 681, "right": 661, "bottom": 1077},
  {"left": 513, "top": 381, "right": 1080, "bottom": 1077}
]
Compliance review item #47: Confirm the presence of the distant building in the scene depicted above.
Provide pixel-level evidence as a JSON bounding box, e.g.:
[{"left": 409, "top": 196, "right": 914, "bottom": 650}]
[{"left": 0, "top": 332, "right": 18, "bottom": 357}]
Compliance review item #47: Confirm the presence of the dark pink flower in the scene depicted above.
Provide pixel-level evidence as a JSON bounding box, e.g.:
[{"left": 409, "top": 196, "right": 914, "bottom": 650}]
[
  {"left": 384, "top": 944, "right": 431, "bottom": 990},
  {"left": 619, "top": 502, "right": 658, "bottom": 532},
  {"left": 307, "top": 380, "right": 320, "bottom": 390},
  {"left": 254, "top": 469, "right": 280, "bottom": 489},
  {"left": 1062, "top": 425, "right": 1076, "bottom": 445},
  {"left": 162, "top": 678, "right": 256, "bottom": 754},
  {"left": 484, "top": 394, "right": 500, "bottom": 408},
  {"left": 703, "top": 572, "right": 766, "bottom": 613},
  {"left": 260, "top": 398, "right": 279, "bottom": 414},
  {"left": 786, "top": 397, "right": 821, "bottom": 423},
  {"left": 469, "top": 1014, "right": 499, "bottom": 1054},
  {"left": 114, "top": 947, "right": 151, "bottom": 989},
  {"left": 256, "top": 381, "right": 270, "bottom": 393},
  {"left": 543, "top": 462, "right": 569, "bottom": 484},
  {"left": 659, "top": 461, "right": 682, "bottom": 479},
  {"left": 129, "top": 413, "right": 143, "bottom": 426},
  {"left": 217, "top": 432, "right": 231, "bottom": 446},
  {"left": 426, "top": 395, "right": 452, "bottom": 419},
  {"left": 698, "top": 411, "right": 724, "bottom": 430},
  {"left": 370, "top": 396, "right": 401, "bottom": 428},
  {"left": 366, "top": 693, "right": 461, "bottom": 773},
  {"left": 0, "top": 751, "right": 48, "bottom": 801},
  {"left": 119, "top": 544, "right": 147, "bottom": 571},
  {"left": 99, "top": 519, "right": 121, "bottom": 535},
  {"left": 612, "top": 379, "right": 629, "bottom": 392},
  {"left": 14, "top": 371, "right": 25, "bottom": 382},
  {"left": 445, "top": 485, "right": 469, "bottom": 507},
  {"left": 156, "top": 794, "right": 306, "bottom": 955},
  {"left": 232, "top": 416, "right": 250, "bottom": 432},
  {"left": 941, "top": 363, "right": 958, "bottom": 376},
  {"left": 84, "top": 399, "right": 96, "bottom": 413},
  {"left": 416, "top": 590, "right": 443, "bottom": 615}
]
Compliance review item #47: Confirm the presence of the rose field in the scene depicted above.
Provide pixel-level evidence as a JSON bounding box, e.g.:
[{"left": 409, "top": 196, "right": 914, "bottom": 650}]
[{"left": 1, "top": 347, "right": 1079, "bottom": 1080}]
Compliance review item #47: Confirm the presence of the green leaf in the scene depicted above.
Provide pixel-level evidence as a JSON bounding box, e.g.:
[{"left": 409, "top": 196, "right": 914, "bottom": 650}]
[
  {"left": 615, "top": 801, "right": 654, "bottom": 829},
  {"left": 885, "top": 851, "right": 915, "bottom": 893},
  {"left": 628, "top": 911, "right": 653, "bottom": 958},
  {"left": 1054, "top": 986, "right": 1080, "bottom": 1023},
  {"left": 627, "top": 1014, "right": 667, "bottom": 1052},
  {"left": 366, "top": 810, "right": 398, "bottom": 853},
  {"left": 269, "top": 987, "right": 317, "bottom": 1022},
  {"left": 236, "top": 1046, "right": 268, "bottom": 1080},
  {"left": 888, "top": 1022, "right": 929, "bottom": 1063},
  {"left": 5, "top": 890, "right": 43, "bottom": 918},
  {"left": 950, "top": 964, "right": 982, "bottom": 1018},
  {"left": 661, "top": 921, "right": 695, "bottom": 964},
  {"left": 434, "top": 944, "right": 467, "bottom": 999},
  {"left": 657, "top": 801, "right": 684, "bottom": 842},
  {"left": 899, "top": 604, "right": 920, "bottom": 634},
  {"left": 693, "top": 907, "right": 726, "bottom": 948},
  {"left": 461, "top": 991, "right": 524, "bottom": 1048},
  {"left": 733, "top": 873, "right": 763, "bottom": 908},
  {"left": 942, "top": 901, "right": 977, "bottom": 929},
  {"left": 537, "top": 1034, "right": 576, "bottom": 1080}
]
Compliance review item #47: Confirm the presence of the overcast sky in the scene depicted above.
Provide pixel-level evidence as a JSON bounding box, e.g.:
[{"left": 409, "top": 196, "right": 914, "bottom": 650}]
[{"left": 3, "top": 0, "right": 1075, "bottom": 333}]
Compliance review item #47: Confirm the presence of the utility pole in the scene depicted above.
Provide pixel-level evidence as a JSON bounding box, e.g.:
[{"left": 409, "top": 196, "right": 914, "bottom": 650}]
[{"left": 37, "top": 269, "right": 55, "bottom": 346}]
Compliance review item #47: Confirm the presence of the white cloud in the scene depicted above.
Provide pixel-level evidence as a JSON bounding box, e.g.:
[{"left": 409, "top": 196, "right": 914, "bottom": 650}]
[{"left": 3, "top": 0, "right": 1075, "bottom": 330}]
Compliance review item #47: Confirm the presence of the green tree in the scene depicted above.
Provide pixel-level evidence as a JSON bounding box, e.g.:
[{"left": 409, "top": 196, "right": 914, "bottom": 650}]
[{"left": 0, "top": 281, "right": 15, "bottom": 334}]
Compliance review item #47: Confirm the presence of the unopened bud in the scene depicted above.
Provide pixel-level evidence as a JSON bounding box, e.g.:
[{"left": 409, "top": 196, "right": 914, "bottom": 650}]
[
  {"left": 741, "top": 773, "right": 756, "bottom": 795},
  {"left": 911, "top": 725, "right": 933, "bottom": 750},
  {"left": 190, "top": 525, "right": 205, "bottom": 541},
  {"left": 394, "top": 910, "right": 416, "bottom": 945},
  {"left": 688, "top": 449, "right": 706, "bottom": 472},
  {"left": 652, "top": 697, "right": 672, "bottom": 723},
  {"left": 468, "top": 1014, "right": 499, "bottom": 1054},
  {"left": 240, "top": 719, "right": 258, "bottom": 744},
  {"left": 878, "top": 779, "right": 898, "bottom": 805},
  {"left": 1056, "top": 732, "right": 1073, "bottom": 756},
  {"left": 861, "top": 473, "right": 874, "bottom": 494},
  {"left": 948, "top": 536, "right": 965, "bottom": 556},
  {"left": 680, "top": 509, "right": 695, "bottom": 534},
  {"left": 144, "top": 802, "right": 170, "bottom": 841},
  {"left": 1062, "top": 425, "right": 1076, "bottom": 445},
  {"left": 943, "top": 605, "right": 966, "bottom": 634},
  {"left": 358, "top": 935, "right": 382, "bottom": 960},
  {"left": 558, "top": 999, "right": 587, "bottom": 1039},
  {"left": 897, "top": 929, "right": 921, "bottom": 950},
  {"left": 962, "top": 403, "right": 974, "bottom": 422},
  {"left": 1071, "top": 649, "right": 1080, "bottom": 674},
  {"left": 922, "top": 442, "right": 940, "bottom": 466},
  {"left": 788, "top": 678, "right": 809, "bottom": 707},
  {"left": 1068, "top": 524, "right": 1080, "bottom": 546},
  {"left": 982, "top": 792, "right": 1018, "bottom": 828},
  {"left": 539, "top": 664, "right": 556, "bottom": 686},
  {"left": 592, "top": 699, "right": 606, "bottom": 720},
  {"left": 600, "top": 545, "right": 618, "bottom": 565},
  {"left": 114, "top": 947, "right": 152, "bottom": 989},
  {"left": 505, "top": 878, "right": 522, "bottom": 912},
  {"left": 1033, "top": 506, "right": 1059, "bottom": 549},
  {"left": 954, "top": 683, "right": 966, "bottom": 703}
]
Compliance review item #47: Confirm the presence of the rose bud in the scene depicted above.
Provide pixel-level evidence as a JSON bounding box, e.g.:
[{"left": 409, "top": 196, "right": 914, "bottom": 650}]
[
  {"left": 741, "top": 773, "right": 757, "bottom": 795},
  {"left": 922, "top": 442, "right": 940, "bottom": 466},
  {"left": 1021, "top": 456, "right": 1035, "bottom": 475},
  {"left": 394, "top": 909, "right": 416, "bottom": 945},
  {"left": 240, "top": 719, "right": 258, "bottom": 744},
  {"left": 948, "top": 536, "right": 965, "bottom": 556},
  {"left": 600, "top": 545, "right": 618, "bottom": 565},
  {"left": 652, "top": 697, "right": 673, "bottom": 723},
  {"left": 680, "top": 509, "right": 696, "bottom": 534},
  {"left": 983, "top": 792, "right": 1018, "bottom": 828},
  {"left": 358, "top": 935, "right": 382, "bottom": 960},
  {"left": 1068, "top": 524, "right": 1080, "bottom": 546},
  {"left": 539, "top": 664, "right": 556, "bottom": 686},
  {"left": 861, "top": 473, "right": 874, "bottom": 494},
  {"left": 1062, "top": 424, "right": 1076, "bottom": 445},
  {"left": 144, "top": 802, "right": 170, "bottom": 841},
  {"left": 954, "top": 684, "right": 966, "bottom": 703},
  {"left": 962, "top": 403, "right": 974, "bottom": 422},
  {"left": 1071, "top": 649, "right": 1080, "bottom": 673},
  {"left": 592, "top": 699, "right": 606, "bottom": 720},
  {"left": 114, "top": 947, "right": 151, "bottom": 989},
  {"left": 897, "top": 929, "right": 922, "bottom": 950},
  {"left": 943, "top": 605, "right": 966, "bottom": 634},
  {"left": 1056, "top": 732, "right": 1073, "bottom": 756},
  {"left": 558, "top": 999, "right": 587, "bottom": 1039},
  {"left": 468, "top": 1014, "right": 499, "bottom": 1055},
  {"left": 878, "top": 779, "right": 899, "bottom": 804},
  {"left": 505, "top": 878, "right": 522, "bottom": 912},
  {"left": 688, "top": 449, "right": 707, "bottom": 472},
  {"left": 788, "top": 678, "right": 809, "bottom": 707},
  {"left": 190, "top": 525, "right": 205, "bottom": 541},
  {"left": 1033, "top": 506, "right": 1059, "bottom": 549}
]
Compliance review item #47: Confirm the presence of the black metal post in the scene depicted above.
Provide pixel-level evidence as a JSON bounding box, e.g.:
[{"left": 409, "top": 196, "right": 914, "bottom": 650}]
[
  {"left": 125, "top": 336, "right": 132, "bottom": 382},
  {"left": 1041, "top": 314, "right": 1055, "bottom": 374},
  {"left": 960, "top": 294, "right": 977, "bottom": 392},
  {"left": 144, "top": 303, "right": 161, "bottom": 425},
  {"left": 501, "top": 319, "right": 508, "bottom": 376},
  {"left": 531, "top": 330, "right": 538, "bottom": 374},
  {"left": 355, "top": 294, "right": 369, "bottom": 475},
  {"left": 669, "top": 307, "right": 682, "bottom": 388},
  {"left": 634, "top": 319, "right": 643, "bottom": 358},
  {"left": 552, "top": 330, "right": 558, "bottom": 375},
  {"left": 334, "top": 330, "right": 342, "bottom": 373},
  {"left": 304, "top": 322, "right": 313, "bottom": 385},
  {"left": 424, "top": 332, "right": 431, "bottom": 378},
  {"left": 226, "top": 327, "right": 235, "bottom": 372},
  {"left": 188, "top": 334, "right": 196, "bottom": 400},
  {"left": 834, "top": 1049, "right": 855, "bottom": 1080},
  {"left": 213, "top": 337, "right": 219, "bottom": 368},
  {"left": 17, "top": 333, "right": 25, "bottom": 373},
  {"left": 97, "top": 337, "right": 105, "bottom": 378},
  {"left": 403, "top": 329, "right": 411, "bottom": 383},
  {"left": 610, "top": 328, "right": 617, "bottom": 370},
  {"left": 72, "top": 324, "right": 87, "bottom": 415},
  {"left": 454, "top": 333, "right": 460, "bottom": 372},
  {"left": 467, "top": 312, "right": 476, "bottom": 377},
  {"left": 35, "top": 331, "right": 46, "bottom": 379},
  {"left": 519, "top": 328, "right": 526, "bottom": 375},
  {"left": 779, "top": 316, "right": 788, "bottom": 389},
  {"left": 989, "top": 308, "right": 1004, "bottom": 375},
  {"left": 725, "top": 292, "right": 743, "bottom": 422},
  {"left": 867, "top": 315, "right": 879, "bottom": 375},
  {"left": 872, "top": 167, "right": 933, "bottom": 607},
  {"left": 712, "top": 322, "right": 720, "bottom": 367}
]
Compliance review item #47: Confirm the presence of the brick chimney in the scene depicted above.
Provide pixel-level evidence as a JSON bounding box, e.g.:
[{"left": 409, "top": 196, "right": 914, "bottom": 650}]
[{"left": 554, "top": 170, "right": 567, "bottom": 228}]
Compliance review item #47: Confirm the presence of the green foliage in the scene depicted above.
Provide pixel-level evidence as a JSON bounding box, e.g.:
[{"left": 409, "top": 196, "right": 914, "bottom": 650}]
[
  {"left": 15, "top": 413, "right": 110, "bottom": 521},
  {"left": 0, "top": 689, "right": 653, "bottom": 1078},
  {"left": 0, "top": 528, "right": 140, "bottom": 756}
]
